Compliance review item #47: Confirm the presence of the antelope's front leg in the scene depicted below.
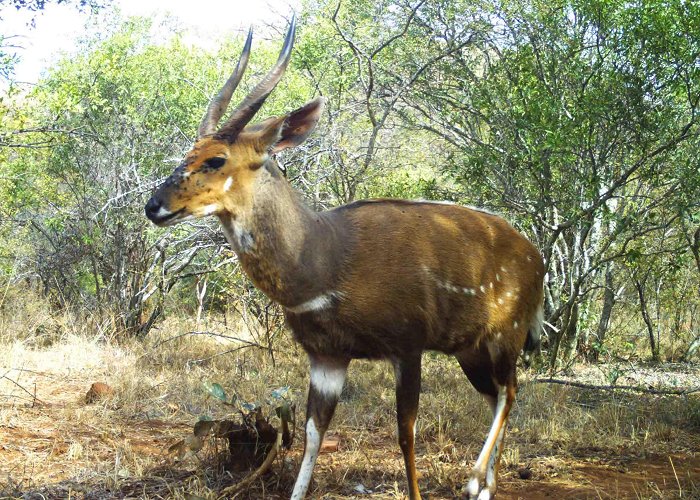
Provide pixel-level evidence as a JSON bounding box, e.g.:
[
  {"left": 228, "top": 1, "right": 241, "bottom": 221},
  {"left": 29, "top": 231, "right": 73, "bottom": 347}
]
[{"left": 291, "top": 354, "right": 349, "bottom": 500}]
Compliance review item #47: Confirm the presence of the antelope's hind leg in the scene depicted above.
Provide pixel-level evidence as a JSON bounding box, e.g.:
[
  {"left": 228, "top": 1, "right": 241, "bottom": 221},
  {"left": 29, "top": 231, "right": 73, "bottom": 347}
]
[
  {"left": 393, "top": 354, "right": 423, "bottom": 500},
  {"left": 291, "top": 354, "right": 350, "bottom": 500},
  {"left": 456, "top": 350, "right": 517, "bottom": 500}
]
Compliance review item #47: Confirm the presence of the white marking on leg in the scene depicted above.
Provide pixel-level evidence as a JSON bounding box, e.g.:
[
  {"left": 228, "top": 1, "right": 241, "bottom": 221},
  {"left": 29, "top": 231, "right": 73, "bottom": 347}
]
[
  {"left": 485, "top": 426, "right": 506, "bottom": 490},
  {"left": 467, "top": 477, "right": 480, "bottom": 497},
  {"left": 474, "top": 386, "right": 507, "bottom": 472},
  {"left": 310, "top": 360, "right": 346, "bottom": 399},
  {"left": 291, "top": 418, "right": 321, "bottom": 500},
  {"left": 477, "top": 489, "right": 491, "bottom": 500},
  {"left": 223, "top": 176, "right": 233, "bottom": 192},
  {"left": 286, "top": 293, "right": 337, "bottom": 314}
]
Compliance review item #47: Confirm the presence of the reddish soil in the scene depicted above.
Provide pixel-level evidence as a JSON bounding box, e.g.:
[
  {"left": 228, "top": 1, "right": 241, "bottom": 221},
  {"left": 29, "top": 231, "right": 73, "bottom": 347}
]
[
  {"left": 499, "top": 453, "right": 700, "bottom": 499},
  {"left": 1, "top": 360, "right": 698, "bottom": 499}
]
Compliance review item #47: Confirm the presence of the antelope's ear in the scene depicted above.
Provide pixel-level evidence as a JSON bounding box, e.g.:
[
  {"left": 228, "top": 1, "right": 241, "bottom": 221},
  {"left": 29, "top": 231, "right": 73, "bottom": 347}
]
[{"left": 260, "top": 97, "right": 325, "bottom": 154}]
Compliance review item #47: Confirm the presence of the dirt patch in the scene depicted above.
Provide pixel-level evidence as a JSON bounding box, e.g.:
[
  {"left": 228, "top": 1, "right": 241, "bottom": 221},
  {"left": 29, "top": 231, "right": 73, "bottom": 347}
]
[{"left": 499, "top": 453, "right": 700, "bottom": 499}]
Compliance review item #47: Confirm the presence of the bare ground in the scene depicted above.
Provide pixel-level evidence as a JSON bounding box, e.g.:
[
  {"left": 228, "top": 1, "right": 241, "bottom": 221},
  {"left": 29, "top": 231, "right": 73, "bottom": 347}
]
[{"left": 1, "top": 327, "right": 699, "bottom": 499}]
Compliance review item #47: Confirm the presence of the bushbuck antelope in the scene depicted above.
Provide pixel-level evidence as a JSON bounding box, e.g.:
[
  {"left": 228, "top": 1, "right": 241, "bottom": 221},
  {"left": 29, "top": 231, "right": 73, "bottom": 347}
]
[{"left": 145, "top": 17, "right": 544, "bottom": 500}]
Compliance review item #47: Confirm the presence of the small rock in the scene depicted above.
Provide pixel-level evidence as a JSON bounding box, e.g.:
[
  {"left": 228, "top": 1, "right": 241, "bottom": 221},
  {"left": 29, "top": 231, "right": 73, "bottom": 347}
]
[
  {"left": 517, "top": 467, "right": 533, "bottom": 480},
  {"left": 85, "top": 382, "right": 113, "bottom": 403},
  {"left": 320, "top": 436, "right": 340, "bottom": 453},
  {"left": 353, "top": 483, "right": 371, "bottom": 494}
]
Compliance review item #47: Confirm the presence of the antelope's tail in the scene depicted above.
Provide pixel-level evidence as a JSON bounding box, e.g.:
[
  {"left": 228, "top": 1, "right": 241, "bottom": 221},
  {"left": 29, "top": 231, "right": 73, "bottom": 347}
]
[{"left": 522, "top": 302, "right": 543, "bottom": 368}]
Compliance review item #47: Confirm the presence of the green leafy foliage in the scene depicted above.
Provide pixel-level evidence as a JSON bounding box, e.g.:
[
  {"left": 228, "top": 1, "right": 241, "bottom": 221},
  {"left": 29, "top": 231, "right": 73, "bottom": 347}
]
[{"left": 0, "top": 1, "right": 698, "bottom": 364}]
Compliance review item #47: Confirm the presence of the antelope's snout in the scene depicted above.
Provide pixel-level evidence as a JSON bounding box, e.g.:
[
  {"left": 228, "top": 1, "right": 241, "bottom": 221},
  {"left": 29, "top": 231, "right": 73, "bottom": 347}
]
[{"left": 145, "top": 195, "right": 183, "bottom": 226}]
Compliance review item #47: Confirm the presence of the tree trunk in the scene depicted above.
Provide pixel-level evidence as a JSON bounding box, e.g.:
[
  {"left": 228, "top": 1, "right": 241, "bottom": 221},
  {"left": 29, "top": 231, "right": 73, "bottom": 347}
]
[
  {"left": 634, "top": 277, "right": 658, "bottom": 361},
  {"left": 561, "top": 301, "right": 580, "bottom": 364},
  {"left": 590, "top": 266, "right": 615, "bottom": 361}
]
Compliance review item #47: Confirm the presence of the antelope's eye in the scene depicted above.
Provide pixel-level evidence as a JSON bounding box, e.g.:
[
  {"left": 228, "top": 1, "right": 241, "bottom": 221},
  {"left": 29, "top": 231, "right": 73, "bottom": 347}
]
[{"left": 204, "top": 157, "right": 226, "bottom": 169}]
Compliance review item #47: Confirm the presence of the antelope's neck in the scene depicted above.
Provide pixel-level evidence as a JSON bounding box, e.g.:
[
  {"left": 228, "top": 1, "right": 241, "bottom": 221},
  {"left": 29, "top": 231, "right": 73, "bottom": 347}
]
[{"left": 218, "top": 163, "right": 348, "bottom": 308}]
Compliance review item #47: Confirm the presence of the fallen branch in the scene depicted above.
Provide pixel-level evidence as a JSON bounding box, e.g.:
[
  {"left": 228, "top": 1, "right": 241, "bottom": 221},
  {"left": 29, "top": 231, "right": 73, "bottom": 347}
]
[
  {"left": 217, "top": 430, "right": 282, "bottom": 499},
  {"left": 1, "top": 375, "right": 44, "bottom": 406},
  {"left": 534, "top": 377, "right": 700, "bottom": 396},
  {"left": 152, "top": 330, "right": 264, "bottom": 349}
]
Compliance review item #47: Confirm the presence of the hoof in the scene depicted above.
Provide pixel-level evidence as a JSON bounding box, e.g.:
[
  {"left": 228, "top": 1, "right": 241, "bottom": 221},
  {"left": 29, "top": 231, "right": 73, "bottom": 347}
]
[{"left": 461, "top": 474, "right": 495, "bottom": 500}]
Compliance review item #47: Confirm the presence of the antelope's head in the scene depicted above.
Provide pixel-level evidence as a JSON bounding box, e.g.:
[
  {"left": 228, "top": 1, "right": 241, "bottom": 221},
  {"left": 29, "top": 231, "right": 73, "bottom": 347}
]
[{"left": 145, "top": 16, "right": 323, "bottom": 227}]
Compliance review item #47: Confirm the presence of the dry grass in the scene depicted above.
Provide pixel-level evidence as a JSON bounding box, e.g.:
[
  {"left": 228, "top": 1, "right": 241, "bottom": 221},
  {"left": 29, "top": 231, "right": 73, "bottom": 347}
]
[{"left": 1, "top": 294, "right": 699, "bottom": 499}]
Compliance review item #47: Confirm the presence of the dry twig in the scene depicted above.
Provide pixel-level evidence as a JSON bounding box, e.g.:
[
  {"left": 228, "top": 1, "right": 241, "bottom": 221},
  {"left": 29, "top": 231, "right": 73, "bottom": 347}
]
[{"left": 535, "top": 377, "right": 700, "bottom": 396}]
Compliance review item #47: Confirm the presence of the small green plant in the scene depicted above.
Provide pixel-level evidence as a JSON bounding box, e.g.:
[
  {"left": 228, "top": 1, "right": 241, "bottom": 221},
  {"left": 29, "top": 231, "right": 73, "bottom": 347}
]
[{"left": 168, "top": 381, "right": 295, "bottom": 474}]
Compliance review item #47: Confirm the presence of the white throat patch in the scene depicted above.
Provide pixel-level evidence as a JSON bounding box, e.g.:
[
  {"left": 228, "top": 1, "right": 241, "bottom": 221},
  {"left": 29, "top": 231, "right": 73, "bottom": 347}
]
[{"left": 219, "top": 216, "right": 255, "bottom": 254}]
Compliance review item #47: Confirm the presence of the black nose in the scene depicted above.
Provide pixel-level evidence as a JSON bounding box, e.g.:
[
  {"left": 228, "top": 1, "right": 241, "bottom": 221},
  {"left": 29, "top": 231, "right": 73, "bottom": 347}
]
[{"left": 145, "top": 197, "right": 161, "bottom": 220}]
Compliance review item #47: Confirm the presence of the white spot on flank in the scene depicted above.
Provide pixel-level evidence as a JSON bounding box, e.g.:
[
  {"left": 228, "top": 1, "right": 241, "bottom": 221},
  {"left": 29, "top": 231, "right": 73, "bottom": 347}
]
[
  {"left": 286, "top": 293, "right": 336, "bottom": 314},
  {"left": 497, "top": 298, "right": 504, "bottom": 305},
  {"left": 506, "top": 291, "right": 513, "bottom": 298},
  {"left": 500, "top": 266, "right": 507, "bottom": 272},
  {"left": 480, "top": 285, "right": 486, "bottom": 293},
  {"left": 223, "top": 176, "right": 233, "bottom": 192},
  {"left": 514, "top": 321, "right": 519, "bottom": 329},
  {"left": 291, "top": 418, "right": 321, "bottom": 500},
  {"left": 496, "top": 273, "right": 501, "bottom": 281},
  {"left": 310, "top": 361, "right": 346, "bottom": 399},
  {"left": 490, "top": 282, "right": 494, "bottom": 289},
  {"left": 496, "top": 332, "right": 503, "bottom": 340},
  {"left": 527, "top": 255, "right": 533, "bottom": 261}
]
